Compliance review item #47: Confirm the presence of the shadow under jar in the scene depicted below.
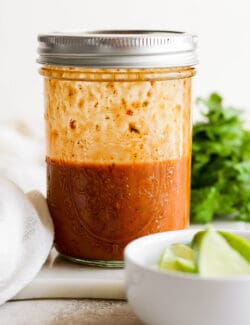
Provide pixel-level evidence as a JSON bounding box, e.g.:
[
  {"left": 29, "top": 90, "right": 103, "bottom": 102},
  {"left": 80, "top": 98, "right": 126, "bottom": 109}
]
[{"left": 38, "top": 30, "right": 198, "bottom": 267}]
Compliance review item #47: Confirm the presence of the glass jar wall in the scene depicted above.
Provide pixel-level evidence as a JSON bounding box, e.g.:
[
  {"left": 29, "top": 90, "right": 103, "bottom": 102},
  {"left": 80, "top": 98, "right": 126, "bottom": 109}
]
[{"left": 38, "top": 31, "right": 197, "bottom": 266}]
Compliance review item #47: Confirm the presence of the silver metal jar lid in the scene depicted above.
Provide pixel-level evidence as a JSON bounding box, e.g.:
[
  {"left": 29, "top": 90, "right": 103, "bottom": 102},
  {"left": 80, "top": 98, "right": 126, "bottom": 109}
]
[{"left": 37, "top": 30, "right": 198, "bottom": 68}]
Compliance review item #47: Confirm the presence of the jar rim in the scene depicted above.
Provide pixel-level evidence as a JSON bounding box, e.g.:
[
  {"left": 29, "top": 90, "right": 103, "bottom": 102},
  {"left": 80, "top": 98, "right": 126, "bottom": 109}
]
[{"left": 37, "top": 30, "right": 198, "bottom": 68}]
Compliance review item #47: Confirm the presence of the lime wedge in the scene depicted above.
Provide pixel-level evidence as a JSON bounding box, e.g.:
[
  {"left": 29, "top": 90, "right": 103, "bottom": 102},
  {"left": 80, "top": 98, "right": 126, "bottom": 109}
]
[
  {"left": 219, "top": 231, "right": 250, "bottom": 263},
  {"left": 171, "top": 243, "right": 195, "bottom": 260},
  {"left": 192, "top": 227, "right": 250, "bottom": 277},
  {"left": 158, "top": 243, "right": 196, "bottom": 273}
]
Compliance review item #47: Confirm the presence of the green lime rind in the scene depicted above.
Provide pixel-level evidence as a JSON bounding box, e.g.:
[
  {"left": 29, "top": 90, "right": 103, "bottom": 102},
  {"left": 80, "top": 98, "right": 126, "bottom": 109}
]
[
  {"left": 170, "top": 243, "right": 195, "bottom": 261},
  {"left": 159, "top": 227, "right": 250, "bottom": 276},
  {"left": 192, "top": 227, "right": 250, "bottom": 277},
  {"left": 219, "top": 231, "right": 250, "bottom": 263},
  {"left": 158, "top": 244, "right": 197, "bottom": 274},
  {"left": 191, "top": 230, "right": 205, "bottom": 268}
]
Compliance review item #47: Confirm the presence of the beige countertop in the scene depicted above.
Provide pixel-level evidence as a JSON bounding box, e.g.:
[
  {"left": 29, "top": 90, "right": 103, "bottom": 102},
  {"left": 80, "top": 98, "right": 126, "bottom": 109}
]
[{"left": 0, "top": 299, "right": 142, "bottom": 325}]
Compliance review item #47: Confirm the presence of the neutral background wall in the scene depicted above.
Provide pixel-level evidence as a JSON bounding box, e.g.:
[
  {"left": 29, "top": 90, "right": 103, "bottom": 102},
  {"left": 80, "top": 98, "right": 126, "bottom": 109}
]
[{"left": 1, "top": 0, "right": 249, "bottom": 125}]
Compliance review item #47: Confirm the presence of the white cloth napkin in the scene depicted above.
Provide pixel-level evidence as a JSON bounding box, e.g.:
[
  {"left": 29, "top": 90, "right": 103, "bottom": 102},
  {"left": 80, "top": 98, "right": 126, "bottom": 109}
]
[
  {"left": 0, "top": 176, "right": 54, "bottom": 306},
  {"left": 0, "top": 120, "right": 45, "bottom": 194}
]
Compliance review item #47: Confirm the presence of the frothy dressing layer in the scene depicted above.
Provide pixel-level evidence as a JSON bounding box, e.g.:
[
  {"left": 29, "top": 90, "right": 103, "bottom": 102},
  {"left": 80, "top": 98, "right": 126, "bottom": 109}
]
[{"left": 42, "top": 67, "right": 193, "bottom": 163}]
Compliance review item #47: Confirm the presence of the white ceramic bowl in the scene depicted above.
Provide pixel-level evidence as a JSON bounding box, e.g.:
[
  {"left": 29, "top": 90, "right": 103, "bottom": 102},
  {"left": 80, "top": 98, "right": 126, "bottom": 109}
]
[{"left": 125, "top": 229, "right": 250, "bottom": 325}]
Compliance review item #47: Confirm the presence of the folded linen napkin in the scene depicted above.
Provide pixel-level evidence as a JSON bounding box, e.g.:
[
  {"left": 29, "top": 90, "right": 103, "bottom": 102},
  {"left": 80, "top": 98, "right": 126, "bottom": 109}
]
[
  {"left": 0, "top": 176, "right": 54, "bottom": 306},
  {"left": 0, "top": 120, "right": 45, "bottom": 194}
]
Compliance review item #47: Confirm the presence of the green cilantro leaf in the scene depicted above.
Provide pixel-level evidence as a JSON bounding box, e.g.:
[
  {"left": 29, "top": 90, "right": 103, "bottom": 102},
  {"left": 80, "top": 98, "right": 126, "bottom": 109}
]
[{"left": 191, "top": 93, "right": 250, "bottom": 222}]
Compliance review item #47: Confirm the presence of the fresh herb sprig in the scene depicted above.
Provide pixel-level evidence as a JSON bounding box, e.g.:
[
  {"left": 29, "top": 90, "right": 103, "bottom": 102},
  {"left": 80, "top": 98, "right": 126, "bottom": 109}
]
[{"left": 191, "top": 93, "right": 250, "bottom": 223}]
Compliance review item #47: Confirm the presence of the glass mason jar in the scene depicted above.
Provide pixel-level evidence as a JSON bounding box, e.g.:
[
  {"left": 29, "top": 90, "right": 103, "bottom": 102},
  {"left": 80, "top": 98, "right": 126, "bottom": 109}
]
[{"left": 38, "top": 31, "right": 198, "bottom": 267}]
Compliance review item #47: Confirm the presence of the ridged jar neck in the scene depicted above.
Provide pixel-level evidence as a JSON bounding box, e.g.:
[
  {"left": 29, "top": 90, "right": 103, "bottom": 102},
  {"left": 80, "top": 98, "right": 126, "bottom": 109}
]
[{"left": 39, "top": 66, "right": 196, "bottom": 82}]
